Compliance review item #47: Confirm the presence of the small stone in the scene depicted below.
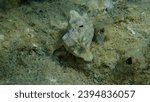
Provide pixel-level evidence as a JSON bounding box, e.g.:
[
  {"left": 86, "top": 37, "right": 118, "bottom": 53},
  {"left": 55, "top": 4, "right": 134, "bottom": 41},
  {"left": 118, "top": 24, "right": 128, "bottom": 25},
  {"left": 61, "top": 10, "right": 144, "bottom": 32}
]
[
  {"left": 62, "top": 10, "right": 94, "bottom": 61},
  {"left": 0, "top": 34, "right": 4, "bottom": 40}
]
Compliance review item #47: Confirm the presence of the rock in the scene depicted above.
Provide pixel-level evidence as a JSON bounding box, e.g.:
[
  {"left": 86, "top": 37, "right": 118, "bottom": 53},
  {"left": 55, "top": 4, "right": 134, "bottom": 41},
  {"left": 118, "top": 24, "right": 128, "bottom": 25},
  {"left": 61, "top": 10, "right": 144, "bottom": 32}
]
[
  {"left": 62, "top": 10, "right": 94, "bottom": 61},
  {"left": 104, "top": 0, "right": 114, "bottom": 11},
  {"left": 86, "top": 0, "right": 100, "bottom": 11},
  {"left": 0, "top": 34, "right": 4, "bottom": 40}
]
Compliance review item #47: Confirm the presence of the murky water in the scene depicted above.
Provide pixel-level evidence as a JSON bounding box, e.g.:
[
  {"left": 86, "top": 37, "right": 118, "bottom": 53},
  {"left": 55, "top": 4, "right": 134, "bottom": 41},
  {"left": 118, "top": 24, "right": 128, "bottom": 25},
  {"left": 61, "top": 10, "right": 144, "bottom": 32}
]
[{"left": 0, "top": 0, "right": 149, "bottom": 84}]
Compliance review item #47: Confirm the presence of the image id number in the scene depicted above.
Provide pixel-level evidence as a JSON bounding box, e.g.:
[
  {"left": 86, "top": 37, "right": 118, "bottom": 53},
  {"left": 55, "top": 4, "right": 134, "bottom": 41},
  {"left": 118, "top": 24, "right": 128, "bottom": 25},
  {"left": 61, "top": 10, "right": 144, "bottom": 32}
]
[{"left": 78, "top": 90, "right": 135, "bottom": 98}]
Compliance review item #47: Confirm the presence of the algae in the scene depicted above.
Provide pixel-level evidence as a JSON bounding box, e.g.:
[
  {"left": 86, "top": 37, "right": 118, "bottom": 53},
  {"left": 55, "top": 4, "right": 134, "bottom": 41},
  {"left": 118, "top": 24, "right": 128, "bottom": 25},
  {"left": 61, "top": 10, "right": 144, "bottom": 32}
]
[{"left": 0, "top": 0, "right": 149, "bottom": 84}]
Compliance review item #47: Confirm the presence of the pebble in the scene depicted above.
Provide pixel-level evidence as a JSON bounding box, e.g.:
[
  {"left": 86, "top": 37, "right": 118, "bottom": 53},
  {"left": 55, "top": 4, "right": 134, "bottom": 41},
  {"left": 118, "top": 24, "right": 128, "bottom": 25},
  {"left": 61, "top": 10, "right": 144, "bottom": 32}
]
[{"left": 0, "top": 34, "right": 4, "bottom": 40}]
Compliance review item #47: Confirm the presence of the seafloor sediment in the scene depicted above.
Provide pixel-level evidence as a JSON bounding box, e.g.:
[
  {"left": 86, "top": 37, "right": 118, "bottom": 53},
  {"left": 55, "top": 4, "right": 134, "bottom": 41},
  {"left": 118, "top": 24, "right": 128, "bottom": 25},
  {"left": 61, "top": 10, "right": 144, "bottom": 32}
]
[{"left": 0, "top": 0, "right": 149, "bottom": 84}]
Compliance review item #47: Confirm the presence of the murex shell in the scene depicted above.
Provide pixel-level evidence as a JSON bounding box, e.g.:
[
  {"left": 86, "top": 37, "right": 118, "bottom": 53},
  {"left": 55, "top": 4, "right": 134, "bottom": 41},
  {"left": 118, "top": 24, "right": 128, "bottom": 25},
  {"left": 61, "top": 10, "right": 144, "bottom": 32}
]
[{"left": 62, "top": 10, "right": 94, "bottom": 61}]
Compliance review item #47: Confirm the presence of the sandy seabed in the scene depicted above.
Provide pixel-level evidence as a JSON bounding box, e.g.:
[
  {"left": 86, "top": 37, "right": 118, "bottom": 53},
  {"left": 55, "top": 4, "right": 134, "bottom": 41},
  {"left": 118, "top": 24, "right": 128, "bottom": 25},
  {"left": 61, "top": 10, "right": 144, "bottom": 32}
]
[{"left": 0, "top": 0, "right": 149, "bottom": 84}]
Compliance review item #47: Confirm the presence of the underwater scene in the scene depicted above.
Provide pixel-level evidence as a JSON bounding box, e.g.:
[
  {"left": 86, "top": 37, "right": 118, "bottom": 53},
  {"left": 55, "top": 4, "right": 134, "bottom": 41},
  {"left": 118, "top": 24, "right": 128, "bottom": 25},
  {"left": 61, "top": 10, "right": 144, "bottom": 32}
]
[{"left": 0, "top": 0, "right": 149, "bottom": 84}]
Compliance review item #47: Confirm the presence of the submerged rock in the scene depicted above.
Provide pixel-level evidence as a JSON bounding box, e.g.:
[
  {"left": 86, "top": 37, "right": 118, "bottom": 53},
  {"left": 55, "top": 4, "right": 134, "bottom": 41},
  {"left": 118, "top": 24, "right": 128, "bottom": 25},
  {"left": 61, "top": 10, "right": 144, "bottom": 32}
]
[{"left": 62, "top": 10, "right": 94, "bottom": 61}]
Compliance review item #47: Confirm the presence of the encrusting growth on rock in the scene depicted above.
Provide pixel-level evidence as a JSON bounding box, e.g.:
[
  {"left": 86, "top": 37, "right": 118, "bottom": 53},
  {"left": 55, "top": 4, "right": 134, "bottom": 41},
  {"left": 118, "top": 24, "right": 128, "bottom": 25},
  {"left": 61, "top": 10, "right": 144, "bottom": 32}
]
[{"left": 62, "top": 10, "right": 94, "bottom": 62}]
